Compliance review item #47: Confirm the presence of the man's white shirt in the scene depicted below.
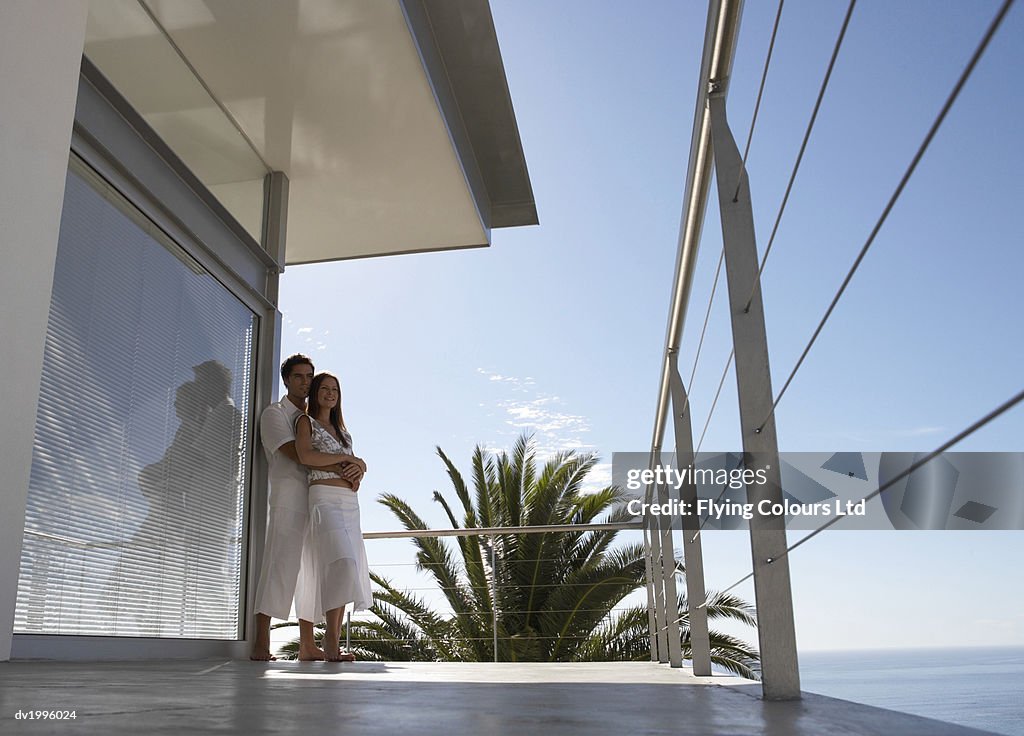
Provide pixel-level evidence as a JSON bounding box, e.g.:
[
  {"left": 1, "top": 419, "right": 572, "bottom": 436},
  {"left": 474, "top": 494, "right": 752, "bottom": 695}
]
[{"left": 259, "top": 397, "right": 308, "bottom": 512}]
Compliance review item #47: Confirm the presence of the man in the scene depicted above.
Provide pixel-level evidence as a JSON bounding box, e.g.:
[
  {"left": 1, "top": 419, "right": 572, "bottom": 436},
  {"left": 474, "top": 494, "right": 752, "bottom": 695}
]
[{"left": 249, "top": 354, "right": 321, "bottom": 661}]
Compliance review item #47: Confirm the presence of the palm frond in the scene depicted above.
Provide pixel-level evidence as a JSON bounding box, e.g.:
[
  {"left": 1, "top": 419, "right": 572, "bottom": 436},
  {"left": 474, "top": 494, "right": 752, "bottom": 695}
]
[
  {"left": 377, "top": 493, "right": 488, "bottom": 657},
  {"left": 436, "top": 446, "right": 478, "bottom": 527},
  {"left": 471, "top": 447, "right": 496, "bottom": 529}
]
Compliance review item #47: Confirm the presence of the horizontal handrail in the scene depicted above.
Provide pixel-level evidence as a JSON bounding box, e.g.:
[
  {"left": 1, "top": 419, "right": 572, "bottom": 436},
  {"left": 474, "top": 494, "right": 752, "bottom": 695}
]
[
  {"left": 650, "top": 0, "right": 743, "bottom": 454},
  {"left": 363, "top": 521, "right": 642, "bottom": 540}
]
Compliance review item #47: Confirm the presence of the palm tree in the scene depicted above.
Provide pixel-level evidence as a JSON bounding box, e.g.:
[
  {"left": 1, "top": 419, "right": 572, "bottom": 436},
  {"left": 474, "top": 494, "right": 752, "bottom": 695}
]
[{"left": 279, "top": 435, "right": 759, "bottom": 677}]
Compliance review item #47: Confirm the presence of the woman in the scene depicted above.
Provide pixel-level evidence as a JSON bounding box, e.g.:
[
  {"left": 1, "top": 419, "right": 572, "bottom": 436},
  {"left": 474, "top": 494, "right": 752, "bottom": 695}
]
[{"left": 294, "top": 372, "right": 372, "bottom": 661}]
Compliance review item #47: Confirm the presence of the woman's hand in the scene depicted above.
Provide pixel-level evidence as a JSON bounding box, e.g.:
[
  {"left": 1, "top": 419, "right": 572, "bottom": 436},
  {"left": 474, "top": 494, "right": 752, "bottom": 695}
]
[
  {"left": 342, "top": 456, "right": 367, "bottom": 474},
  {"left": 339, "top": 463, "right": 364, "bottom": 484}
]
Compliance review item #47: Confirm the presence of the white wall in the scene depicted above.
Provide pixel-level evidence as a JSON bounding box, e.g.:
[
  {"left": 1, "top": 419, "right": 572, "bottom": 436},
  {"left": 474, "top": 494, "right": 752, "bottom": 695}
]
[{"left": 0, "top": 0, "right": 88, "bottom": 661}]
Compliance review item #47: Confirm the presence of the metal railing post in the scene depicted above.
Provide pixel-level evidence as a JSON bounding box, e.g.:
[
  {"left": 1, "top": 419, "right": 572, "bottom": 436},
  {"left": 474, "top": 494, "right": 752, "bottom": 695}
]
[
  {"left": 642, "top": 525, "right": 659, "bottom": 662},
  {"left": 668, "top": 349, "right": 712, "bottom": 676},
  {"left": 490, "top": 534, "right": 498, "bottom": 663},
  {"left": 646, "top": 477, "right": 669, "bottom": 662},
  {"left": 708, "top": 92, "right": 800, "bottom": 700},
  {"left": 654, "top": 454, "right": 684, "bottom": 668}
]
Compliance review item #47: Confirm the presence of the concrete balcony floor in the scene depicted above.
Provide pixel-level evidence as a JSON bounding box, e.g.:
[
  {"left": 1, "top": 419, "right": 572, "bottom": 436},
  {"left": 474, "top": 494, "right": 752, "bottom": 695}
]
[{"left": 0, "top": 660, "right": 998, "bottom": 735}]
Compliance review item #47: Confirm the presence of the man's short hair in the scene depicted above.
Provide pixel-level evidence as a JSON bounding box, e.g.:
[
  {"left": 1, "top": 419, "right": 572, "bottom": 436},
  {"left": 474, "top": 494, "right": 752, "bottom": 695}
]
[{"left": 280, "top": 353, "right": 314, "bottom": 382}]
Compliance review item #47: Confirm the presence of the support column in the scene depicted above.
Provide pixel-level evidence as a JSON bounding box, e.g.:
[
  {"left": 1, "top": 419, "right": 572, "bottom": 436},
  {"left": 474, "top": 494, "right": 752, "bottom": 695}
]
[
  {"left": 667, "top": 350, "right": 712, "bottom": 676},
  {"left": 244, "top": 171, "right": 289, "bottom": 645},
  {"left": 709, "top": 93, "right": 801, "bottom": 700},
  {"left": 0, "top": 0, "right": 88, "bottom": 662}
]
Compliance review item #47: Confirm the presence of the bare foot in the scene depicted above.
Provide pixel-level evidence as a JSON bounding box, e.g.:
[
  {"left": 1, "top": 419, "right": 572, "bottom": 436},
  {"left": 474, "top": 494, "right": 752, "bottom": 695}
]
[
  {"left": 251, "top": 613, "right": 275, "bottom": 661},
  {"left": 324, "top": 649, "right": 356, "bottom": 662},
  {"left": 297, "top": 645, "right": 325, "bottom": 662}
]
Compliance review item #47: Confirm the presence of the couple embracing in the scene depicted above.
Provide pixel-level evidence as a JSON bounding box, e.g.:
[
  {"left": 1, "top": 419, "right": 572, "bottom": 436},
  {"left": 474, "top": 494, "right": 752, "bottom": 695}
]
[{"left": 251, "top": 354, "right": 372, "bottom": 662}]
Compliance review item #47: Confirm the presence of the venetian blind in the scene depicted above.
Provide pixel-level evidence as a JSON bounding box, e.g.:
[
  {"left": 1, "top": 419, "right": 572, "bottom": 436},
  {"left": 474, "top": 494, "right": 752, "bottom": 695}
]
[{"left": 15, "top": 158, "right": 256, "bottom": 639}]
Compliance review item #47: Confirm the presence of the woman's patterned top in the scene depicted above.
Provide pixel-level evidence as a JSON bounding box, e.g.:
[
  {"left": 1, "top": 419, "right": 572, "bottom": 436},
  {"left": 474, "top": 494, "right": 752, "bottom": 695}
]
[{"left": 297, "top": 415, "right": 354, "bottom": 484}]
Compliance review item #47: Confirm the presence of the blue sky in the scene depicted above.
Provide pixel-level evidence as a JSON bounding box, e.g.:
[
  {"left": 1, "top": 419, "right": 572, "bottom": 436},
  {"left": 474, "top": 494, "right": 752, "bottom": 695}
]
[{"left": 277, "top": 0, "right": 1024, "bottom": 652}]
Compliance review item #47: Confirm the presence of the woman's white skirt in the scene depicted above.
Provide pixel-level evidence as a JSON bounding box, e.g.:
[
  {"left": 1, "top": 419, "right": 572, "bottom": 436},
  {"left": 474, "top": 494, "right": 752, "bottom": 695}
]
[{"left": 294, "top": 484, "right": 372, "bottom": 623}]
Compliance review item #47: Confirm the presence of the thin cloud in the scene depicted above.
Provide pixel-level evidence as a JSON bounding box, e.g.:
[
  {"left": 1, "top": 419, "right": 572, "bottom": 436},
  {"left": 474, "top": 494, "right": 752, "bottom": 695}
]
[
  {"left": 833, "top": 425, "right": 947, "bottom": 445},
  {"left": 581, "top": 462, "right": 613, "bottom": 494},
  {"left": 478, "top": 368, "right": 595, "bottom": 460},
  {"left": 895, "top": 426, "right": 946, "bottom": 437}
]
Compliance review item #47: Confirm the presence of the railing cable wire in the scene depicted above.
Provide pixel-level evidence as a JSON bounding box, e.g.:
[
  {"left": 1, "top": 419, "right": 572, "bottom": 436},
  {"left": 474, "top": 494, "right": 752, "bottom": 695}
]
[
  {"left": 757, "top": 0, "right": 1014, "bottom": 434},
  {"left": 685, "top": 249, "right": 725, "bottom": 402},
  {"left": 679, "top": 0, "right": 785, "bottom": 421},
  {"left": 697, "top": 385, "right": 1024, "bottom": 608},
  {"left": 676, "top": 3, "right": 855, "bottom": 466},
  {"left": 694, "top": 348, "right": 735, "bottom": 458},
  {"left": 732, "top": 0, "right": 787, "bottom": 203},
  {"left": 741, "top": 0, "right": 857, "bottom": 312}
]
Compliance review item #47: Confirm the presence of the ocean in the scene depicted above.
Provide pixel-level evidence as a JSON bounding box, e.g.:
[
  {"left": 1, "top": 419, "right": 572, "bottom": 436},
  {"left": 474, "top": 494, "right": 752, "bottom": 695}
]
[{"left": 799, "top": 647, "right": 1024, "bottom": 736}]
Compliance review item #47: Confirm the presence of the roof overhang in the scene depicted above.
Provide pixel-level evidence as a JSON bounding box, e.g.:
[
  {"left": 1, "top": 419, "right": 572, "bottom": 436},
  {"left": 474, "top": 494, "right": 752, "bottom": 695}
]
[{"left": 83, "top": 0, "right": 537, "bottom": 265}]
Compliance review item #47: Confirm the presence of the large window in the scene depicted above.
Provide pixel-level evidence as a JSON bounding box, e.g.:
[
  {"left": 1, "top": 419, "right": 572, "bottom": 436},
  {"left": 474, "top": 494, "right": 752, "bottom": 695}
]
[{"left": 15, "top": 157, "right": 257, "bottom": 639}]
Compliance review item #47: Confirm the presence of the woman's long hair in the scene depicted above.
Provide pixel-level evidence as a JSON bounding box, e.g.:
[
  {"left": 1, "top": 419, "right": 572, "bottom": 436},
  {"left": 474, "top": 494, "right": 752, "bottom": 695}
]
[{"left": 307, "top": 371, "right": 347, "bottom": 439}]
